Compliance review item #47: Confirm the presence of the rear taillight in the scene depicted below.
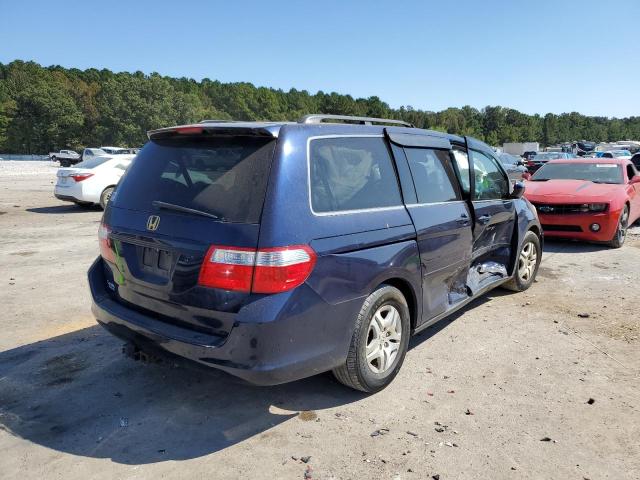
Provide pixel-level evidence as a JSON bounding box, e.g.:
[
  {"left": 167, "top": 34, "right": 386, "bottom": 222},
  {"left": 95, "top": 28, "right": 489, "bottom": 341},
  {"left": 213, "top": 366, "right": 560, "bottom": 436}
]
[
  {"left": 98, "top": 222, "right": 115, "bottom": 263},
  {"left": 198, "top": 245, "right": 316, "bottom": 293},
  {"left": 71, "top": 173, "right": 94, "bottom": 182}
]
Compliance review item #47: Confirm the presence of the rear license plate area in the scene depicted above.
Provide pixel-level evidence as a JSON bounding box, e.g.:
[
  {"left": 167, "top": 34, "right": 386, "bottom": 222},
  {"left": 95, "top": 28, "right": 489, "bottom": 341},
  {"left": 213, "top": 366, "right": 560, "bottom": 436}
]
[{"left": 142, "top": 247, "right": 172, "bottom": 276}]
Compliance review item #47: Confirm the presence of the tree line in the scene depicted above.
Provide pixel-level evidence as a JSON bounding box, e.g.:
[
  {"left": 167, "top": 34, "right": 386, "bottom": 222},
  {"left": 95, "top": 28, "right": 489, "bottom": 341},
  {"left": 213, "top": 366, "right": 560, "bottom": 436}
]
[{"left": 1, "top": 60, "right": 639, "bottom": 153}]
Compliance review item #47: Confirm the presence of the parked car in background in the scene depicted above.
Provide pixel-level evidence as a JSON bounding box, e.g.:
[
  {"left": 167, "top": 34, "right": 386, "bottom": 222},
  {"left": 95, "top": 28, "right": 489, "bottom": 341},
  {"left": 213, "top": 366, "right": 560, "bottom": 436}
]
[
  {"left": 54, "top": 154, "right": 135, "bottom": 209},
  {"left": 527, "top": 152, "right": 576, "bottom": 172},
  {"left": 88, "top": 115, "right": 542, "bottom": 393},
  {"left": 595, "top": 150, "right": 632, "bottom": 159},
  {"left": 82, "top": 148, "right": 109, "bottom": 162},
  {"left": 631, "top": 152, "right": 640, "bottom": 170},
  {"left": 49, "top": 149, "right": 80, "bottom": 167},
  {"left": 100, "top": 146, "right": 129, "bottom": 155},
  {"left": 525, "top": 158, "right": 640, "bottom": 248},
  {"left": 497, "top": 152, "right": 528, "bottom": 182}
]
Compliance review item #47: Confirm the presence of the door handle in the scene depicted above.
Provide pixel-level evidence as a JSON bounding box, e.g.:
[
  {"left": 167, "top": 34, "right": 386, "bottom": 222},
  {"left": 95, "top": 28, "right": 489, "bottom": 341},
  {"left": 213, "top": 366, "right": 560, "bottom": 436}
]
[
  {"left": 456, "top": 213, "right": 470, "bottom": 224},
  {"left": 478, "top": 214, "right": 491, "bottom": 225}
]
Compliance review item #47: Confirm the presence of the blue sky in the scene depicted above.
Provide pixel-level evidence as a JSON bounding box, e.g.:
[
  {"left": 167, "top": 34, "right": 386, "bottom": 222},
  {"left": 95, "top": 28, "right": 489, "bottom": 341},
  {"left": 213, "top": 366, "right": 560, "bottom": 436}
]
[{"left": 1, "top": 0, "right": 638, "bottom": 117}]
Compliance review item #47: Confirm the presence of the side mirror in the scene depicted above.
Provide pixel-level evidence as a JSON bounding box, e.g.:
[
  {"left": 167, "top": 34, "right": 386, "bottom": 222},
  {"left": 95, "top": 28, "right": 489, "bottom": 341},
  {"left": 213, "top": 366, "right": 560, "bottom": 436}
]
[
  {"left": 630, "top": 175, "right": 640, "bottom": 185},
  {"left": 511, "top": 181, "right": 525, "bottom": 199},
  {"left": 522, "top": 172, "right": 532, "bottom": 181}
]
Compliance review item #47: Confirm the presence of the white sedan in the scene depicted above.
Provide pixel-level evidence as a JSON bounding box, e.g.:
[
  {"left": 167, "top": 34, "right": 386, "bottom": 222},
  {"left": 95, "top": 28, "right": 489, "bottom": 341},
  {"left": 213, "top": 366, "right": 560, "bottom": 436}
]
[{"left": 54, "top": 155, "right": 135, "bottom": 209}]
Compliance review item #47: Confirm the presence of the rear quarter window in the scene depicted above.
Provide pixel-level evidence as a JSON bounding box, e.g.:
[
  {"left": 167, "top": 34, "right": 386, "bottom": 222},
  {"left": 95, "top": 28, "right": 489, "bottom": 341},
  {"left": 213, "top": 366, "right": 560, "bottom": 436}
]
[{"left": 309, "top": 137, "right": 402, "bottom": 214}]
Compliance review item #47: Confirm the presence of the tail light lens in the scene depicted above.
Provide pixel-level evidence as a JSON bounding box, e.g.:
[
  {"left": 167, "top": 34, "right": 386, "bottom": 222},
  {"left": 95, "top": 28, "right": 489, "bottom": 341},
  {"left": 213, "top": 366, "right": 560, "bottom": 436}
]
[
  {"left": 98, "top": 222, "right": 115, "bottom": 263},
  {"left": 71, "top": 173, "right": 94, "bottom": 182},
  {"left": 198, "top": 245, "right": 316, "bottom": 293}
]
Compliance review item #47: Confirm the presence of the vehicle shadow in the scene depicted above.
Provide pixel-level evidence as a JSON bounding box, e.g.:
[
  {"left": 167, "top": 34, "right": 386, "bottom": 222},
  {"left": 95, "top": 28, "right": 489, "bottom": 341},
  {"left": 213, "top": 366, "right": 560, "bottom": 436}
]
[
  {"left": 26, "top": 205, "right": 101, "bottom": 214},
  {"left": 0, "top": 289, "right": 505, "bottom": 466},
  {"left": 542, "top": 238, "right": 613, "bottom": 253},
  {"left": 0, "top": 326, "right": 365, "bottom": 465}
]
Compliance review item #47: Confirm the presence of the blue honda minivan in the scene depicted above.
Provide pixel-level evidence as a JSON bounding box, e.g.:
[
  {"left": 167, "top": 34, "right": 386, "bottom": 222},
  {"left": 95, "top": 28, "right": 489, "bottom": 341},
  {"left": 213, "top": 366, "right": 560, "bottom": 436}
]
[{"left": 89, "top": 115, "right": 542, "bottom": 392}]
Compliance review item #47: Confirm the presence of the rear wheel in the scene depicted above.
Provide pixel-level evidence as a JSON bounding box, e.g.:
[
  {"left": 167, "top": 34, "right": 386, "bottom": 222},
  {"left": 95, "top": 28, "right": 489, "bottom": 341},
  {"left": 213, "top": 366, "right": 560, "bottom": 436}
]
[
  {"left": 333, "top": 285, "right": 410, "bottom": 393},
  {"left": 100, "top": 187, "right": 115, "bottom": 210},
  {"left": 503, "top": 230, "right": 541, "bottom": 292},
  {"left": 609, "top": 205, "right": 629, "bottom": 248}
]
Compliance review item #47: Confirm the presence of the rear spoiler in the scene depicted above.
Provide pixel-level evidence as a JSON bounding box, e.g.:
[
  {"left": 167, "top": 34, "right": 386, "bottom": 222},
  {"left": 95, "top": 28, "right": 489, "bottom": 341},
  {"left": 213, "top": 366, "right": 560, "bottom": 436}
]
[{"left": 147, "top": 123, "right": 281, "bottom": 140}]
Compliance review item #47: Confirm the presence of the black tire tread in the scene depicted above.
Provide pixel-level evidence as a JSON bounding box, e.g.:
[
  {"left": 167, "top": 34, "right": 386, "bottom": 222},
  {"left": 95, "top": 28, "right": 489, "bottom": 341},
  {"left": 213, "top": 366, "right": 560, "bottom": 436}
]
[{"left": 333, "top": 285, "right": 406, "bottom": 392}]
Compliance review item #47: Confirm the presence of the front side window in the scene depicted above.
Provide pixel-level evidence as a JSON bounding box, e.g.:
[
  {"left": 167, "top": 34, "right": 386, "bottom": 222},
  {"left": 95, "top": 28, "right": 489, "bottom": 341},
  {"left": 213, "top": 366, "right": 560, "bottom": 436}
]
[
  {"left": 404, "top": 148, "right": 459, "bottom": 203},
  {"left": 309, "top": 137, "right": 402, "bottom": 213},
  {"left": 470, "top": 150, "right": 509, "bottom": 200},
  {"left": 451, "top": 147, "right": 471, "bottom": 195}
]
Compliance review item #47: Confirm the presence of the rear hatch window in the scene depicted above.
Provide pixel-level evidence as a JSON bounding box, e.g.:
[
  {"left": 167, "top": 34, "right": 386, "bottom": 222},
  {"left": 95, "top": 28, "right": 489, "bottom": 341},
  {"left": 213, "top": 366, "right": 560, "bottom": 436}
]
[{"left": 112, "top": 136, "right": 276, "bottom": 223}]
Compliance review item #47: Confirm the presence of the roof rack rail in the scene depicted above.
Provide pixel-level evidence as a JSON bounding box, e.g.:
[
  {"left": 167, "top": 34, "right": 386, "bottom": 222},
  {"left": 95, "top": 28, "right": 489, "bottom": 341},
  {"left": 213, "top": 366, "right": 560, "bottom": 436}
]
[{"left": 299, "top": 114, "right": 414, "bottom": 128}]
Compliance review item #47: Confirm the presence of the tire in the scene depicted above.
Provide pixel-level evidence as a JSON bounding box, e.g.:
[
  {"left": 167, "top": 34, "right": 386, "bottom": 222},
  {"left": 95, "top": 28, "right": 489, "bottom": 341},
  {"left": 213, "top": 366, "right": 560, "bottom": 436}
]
[
  {"left": 333, "top": 285, "right": 410, "bottom": 393},
  {"left": 99, "top": 186, "right": 115, "bottom": 210},
  {"left": 60, "top": 159, "right": 70, "bottom": 167},
  {"left": 503, "top": 230, "right": 541, "bottom": 292},
  {"left": 608, "top": 205, "right": 629, "bottom": 249}
]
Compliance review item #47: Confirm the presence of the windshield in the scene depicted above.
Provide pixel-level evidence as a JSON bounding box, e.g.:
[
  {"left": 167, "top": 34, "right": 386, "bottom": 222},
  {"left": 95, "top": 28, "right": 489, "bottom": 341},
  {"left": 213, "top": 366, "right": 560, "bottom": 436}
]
[
  {"left": 533, "top": 152, "right": 565, "bottom": 160},
  {"left": 74, "top": 157, "right": 111, "bottom": 169},
  {"left": 112, "top": 136, "right": 276, "bottom": 223},
  {"left": 531, "top": 162, "right": 623, "bottom": 184}
]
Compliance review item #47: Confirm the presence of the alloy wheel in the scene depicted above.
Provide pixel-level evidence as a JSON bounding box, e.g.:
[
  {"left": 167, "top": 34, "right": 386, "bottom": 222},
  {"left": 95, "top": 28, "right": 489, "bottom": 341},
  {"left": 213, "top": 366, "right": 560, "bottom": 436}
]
[
  {"left": 365, "top": 304, "right": 402, "bottom": 374},
  {"left": 518, "top": 241, "right": 538, "bottom": 282},
  {"left": 617, "top": 208, "right": 629, "bottom": 244}
]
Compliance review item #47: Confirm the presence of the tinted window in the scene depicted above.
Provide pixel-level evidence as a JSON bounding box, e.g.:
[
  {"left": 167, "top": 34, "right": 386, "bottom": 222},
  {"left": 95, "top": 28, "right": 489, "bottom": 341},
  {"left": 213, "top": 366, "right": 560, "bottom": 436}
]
[
  {"left": 113, "top": 136, "right": 276, "bottom": 223},
  {"left": 470, "top": 150, "right": 509, "bottom": 200},
  {"left": 404, "top": 148, "right": 459, "bottom": 203},
  {"left": 309, "top": 137, "right": 401, "bottom": 213},
  {"left": 451, "top": 147, "right": 471, "bottom": 195},
  {"left": 626, "top": 164, "right": 636, "bottom": 180}
]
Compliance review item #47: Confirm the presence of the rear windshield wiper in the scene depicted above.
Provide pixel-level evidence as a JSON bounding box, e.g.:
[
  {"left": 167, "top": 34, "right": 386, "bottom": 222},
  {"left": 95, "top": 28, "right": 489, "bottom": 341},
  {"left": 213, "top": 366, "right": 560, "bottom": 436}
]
[{"left": 152, "top": 200, "right": 220, "bottom": 220}]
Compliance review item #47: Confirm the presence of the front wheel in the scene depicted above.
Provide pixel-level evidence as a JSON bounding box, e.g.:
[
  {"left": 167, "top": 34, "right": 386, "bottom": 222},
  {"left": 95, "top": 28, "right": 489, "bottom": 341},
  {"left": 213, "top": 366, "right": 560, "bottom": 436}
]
[
  {"left": 333, "top": 285, "right": 410, "bottom": 393},
  {"left": 503, "top": 230, "right": 541, "bottom": 292},
  {"left": 608, "top": 206, "right": 629, "bottom": 248}
]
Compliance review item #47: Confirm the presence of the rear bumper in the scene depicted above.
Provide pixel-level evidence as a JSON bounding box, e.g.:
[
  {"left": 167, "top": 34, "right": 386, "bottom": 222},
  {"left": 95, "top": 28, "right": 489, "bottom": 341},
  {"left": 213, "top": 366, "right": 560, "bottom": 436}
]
[
  {"left": 88, "top": 257, "right": 358, "bottom": 385},
  {"left": 538, "top": 211, "right": 618, "bottom": 242},
  {"left": 54, "top": 193, "right": 80, "bottom": 203}
]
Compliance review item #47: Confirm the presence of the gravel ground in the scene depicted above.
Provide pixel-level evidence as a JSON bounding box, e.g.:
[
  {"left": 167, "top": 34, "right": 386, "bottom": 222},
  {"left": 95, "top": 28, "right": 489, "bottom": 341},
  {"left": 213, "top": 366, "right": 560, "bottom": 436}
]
[{"left": 0, "top": 162, "right": 639, "bottom": 480}]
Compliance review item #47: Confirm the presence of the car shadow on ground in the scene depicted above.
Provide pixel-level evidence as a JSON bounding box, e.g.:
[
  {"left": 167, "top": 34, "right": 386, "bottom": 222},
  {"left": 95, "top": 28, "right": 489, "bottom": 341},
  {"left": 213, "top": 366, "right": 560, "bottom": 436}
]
[
  {"left": 0, "top": 325, "right": 366, "bottom": 465},
  {"left": 0, "top": 292, "right": 501, "bottom": 465},
  {"left": 26, "top": 205, "right": 101, "bottom": 214},
  {"left": 542, "top": 238, "right": 614, "bottom": 254}
]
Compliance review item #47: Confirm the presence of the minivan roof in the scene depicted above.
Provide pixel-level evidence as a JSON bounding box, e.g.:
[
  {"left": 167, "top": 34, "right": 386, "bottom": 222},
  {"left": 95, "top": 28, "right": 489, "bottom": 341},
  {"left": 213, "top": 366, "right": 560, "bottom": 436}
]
[{"left": 148, "top": 117, "right": 486, "bottom": 151}]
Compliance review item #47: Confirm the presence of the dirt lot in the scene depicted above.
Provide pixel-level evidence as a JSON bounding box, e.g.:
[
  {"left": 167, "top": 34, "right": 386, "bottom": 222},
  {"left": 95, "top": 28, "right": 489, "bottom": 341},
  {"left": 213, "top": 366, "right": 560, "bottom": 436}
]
[{"left": 1, "top": 161, "right": 639, "bottom": 480}]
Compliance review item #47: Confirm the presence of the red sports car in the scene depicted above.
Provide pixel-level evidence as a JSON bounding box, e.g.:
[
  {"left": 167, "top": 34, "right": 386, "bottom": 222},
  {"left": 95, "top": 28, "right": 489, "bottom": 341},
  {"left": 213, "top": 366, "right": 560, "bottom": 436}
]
[{"left": 524, "top": 158, "right": 640, "bottom": 247}]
